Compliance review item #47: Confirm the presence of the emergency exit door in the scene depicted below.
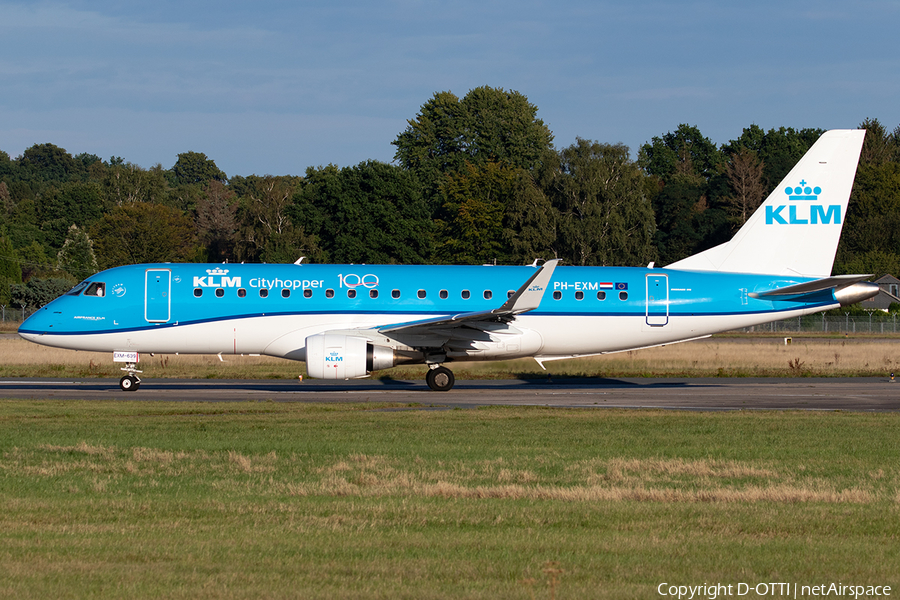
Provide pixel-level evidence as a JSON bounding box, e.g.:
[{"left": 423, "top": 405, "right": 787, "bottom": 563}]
[
  {"left": 145, "top": 269, "right": 171, "bottom": 323},
  {"left": 645, "top": 274, "right": 669, "bottom": 326}
]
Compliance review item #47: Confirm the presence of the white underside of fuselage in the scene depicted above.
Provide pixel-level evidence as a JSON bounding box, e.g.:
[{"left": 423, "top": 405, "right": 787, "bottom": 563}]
[{"left": 19, "top": 303, "right": 838, "bottom": 365}]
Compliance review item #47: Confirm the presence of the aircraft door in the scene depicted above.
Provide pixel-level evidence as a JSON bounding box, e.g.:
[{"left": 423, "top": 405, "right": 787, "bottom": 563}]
[
  {"left": 645, "top": 274, "right": 669, "bottom": 326},
  {"left": 145, "top": 269, "right": 171, "bottom": 323}
]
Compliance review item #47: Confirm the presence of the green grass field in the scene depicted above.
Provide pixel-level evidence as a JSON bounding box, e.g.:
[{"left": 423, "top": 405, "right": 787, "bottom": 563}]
[{"left": 1, "top": 400, "right": 898, "bottom": 599}]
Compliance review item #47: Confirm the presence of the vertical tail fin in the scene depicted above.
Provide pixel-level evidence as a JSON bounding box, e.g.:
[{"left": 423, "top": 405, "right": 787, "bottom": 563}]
[{"left": 666, "top": 129, "right": 866, "bottom": 277}]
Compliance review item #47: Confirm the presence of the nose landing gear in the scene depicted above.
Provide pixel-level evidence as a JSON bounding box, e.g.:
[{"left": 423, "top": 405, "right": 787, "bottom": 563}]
[{"left": 119, "top": 363, "right": 142, "bottom": 392}]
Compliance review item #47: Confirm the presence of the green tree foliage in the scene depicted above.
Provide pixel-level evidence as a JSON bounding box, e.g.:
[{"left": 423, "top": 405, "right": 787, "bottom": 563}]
[
  {"left": 434, "top": 162, "right": 512, "bottom": 264},
  {"left": 835, "top": 120, "right": 900, "bottom": 275},
  {"left": 102, "top": 163, "right": 169, "bottom": 206},
  {"left": 171, "top": 152, "right": 227, "bottom": 186},
  {"left": 550, "top": 139, "right": 655, "bottom": 266},
  {"left": 639, "top": 125, "right": 729, "bottom": 264},
  {"left": 11, "top": 277, "right": 75, "bottom": 309},
  {"left": 196, "top": 180, "right": 238, "bottom": 263},
  {"left": 0, "top": 236, "right": 22, "bottom": 305},
  {"left": 90, "top": 203, "right": 195, "bottom": 269},
  {"left": 19, "top": 143, "right": 79, "bottom": 182},
  {"left": 232, "top": 175, "right": 315, "bottom": 264},
  {"left": 722, "top": 125, "right": 823, "bottom": 193},
  {"left": 393, "top": 86, "right": 555, "bottom": 207},
  {"left": 57, "top": 225, "right": 99, "bottom": 281},
  {"left": 39, "top": 182, "right": 105, "bottom": 250},
  {"left": 300, "top": 161, "right": 432, "bottom": 264}
]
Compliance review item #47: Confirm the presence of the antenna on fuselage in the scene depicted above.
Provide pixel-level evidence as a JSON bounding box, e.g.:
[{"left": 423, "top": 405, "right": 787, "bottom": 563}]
[{"left": 294, "top": 257, "right": 305, "bottom": 265}]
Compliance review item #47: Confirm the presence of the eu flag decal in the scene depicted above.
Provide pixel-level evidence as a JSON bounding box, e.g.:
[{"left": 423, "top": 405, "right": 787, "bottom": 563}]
[{"left": 615, "top": 282, "right": 628, "bottom": 290}]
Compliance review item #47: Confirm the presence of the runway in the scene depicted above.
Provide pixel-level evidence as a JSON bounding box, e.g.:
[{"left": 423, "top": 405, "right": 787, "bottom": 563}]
[{"left": 0, "top": 376, "right": 898, "bottom": 411}]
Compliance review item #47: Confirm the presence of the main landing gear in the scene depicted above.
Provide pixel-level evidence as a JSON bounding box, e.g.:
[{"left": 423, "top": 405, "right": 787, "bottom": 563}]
[
  {"left": 426, "top": 365, "right": 455, "bottom": 392},
  {"left": 119, "top": 363, "right": 142, "bottom": 392}
]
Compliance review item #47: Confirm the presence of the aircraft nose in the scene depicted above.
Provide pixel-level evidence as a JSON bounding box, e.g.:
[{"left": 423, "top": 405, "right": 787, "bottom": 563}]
[{"left": 18, "top": 306, "right": 57, "bottom": 336}]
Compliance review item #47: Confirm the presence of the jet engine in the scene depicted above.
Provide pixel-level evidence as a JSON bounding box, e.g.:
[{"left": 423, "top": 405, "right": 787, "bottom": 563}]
[{"left": 305, "top": 333, "right": 399, "bottom": 379}]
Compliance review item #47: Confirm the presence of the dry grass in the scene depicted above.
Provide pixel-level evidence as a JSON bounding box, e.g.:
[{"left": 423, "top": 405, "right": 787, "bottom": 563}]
[
  {"left": 2, "top": 334, "right": 899, "bottom": 378},
  {"left": 3, "top": 444, "right": 884, "bottom": 506}
]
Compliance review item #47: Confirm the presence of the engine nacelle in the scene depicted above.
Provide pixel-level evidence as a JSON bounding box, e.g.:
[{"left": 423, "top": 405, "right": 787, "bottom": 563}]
[{"left": 305, "top": 333, "right": 397, "bottom": 379}]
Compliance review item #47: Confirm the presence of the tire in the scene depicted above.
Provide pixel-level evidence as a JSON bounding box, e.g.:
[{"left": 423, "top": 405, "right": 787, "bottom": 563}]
[
  {"left": 119, "top": 376, "right": 138, "bottom": 392},
  {"left": 426, "top": 366, "right": 455, "bottom": 392}
]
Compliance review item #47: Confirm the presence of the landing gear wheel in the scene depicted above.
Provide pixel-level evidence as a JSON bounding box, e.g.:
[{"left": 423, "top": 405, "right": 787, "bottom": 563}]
[
  {"left": 426, "top": 366, "right": 455, "bottom": 392},
  {"left": 119, "top": 375, "right": 140, "bottom": 392}
]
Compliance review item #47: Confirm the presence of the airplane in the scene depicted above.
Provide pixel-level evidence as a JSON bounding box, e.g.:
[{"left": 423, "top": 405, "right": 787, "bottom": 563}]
[{"left": 18, "top": 129, "right": 878, "bottom": 392}]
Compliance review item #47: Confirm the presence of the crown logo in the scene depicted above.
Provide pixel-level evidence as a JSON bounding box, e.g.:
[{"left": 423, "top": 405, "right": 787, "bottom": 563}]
[
  {"left": 784, "top": 180, "right": 821, "bottom": 201},
  {"left": 207, "top": 268, "right": 229, "bottom": 275}
]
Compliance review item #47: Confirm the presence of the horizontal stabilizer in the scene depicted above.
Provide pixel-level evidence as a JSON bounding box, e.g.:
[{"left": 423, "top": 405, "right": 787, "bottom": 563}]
[{"left": 749, "top": 274, "right": 873, "bottom": 298}]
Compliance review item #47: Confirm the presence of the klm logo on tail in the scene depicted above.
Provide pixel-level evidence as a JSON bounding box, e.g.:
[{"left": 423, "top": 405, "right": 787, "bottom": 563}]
[{"left": 765, "top": 181, "right": 840, "bottom": 225}]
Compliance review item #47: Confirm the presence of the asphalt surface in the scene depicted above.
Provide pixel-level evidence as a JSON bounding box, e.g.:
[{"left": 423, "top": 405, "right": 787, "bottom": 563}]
[{"left": 0, "top": 377, "right": 898, "bottom": 411}]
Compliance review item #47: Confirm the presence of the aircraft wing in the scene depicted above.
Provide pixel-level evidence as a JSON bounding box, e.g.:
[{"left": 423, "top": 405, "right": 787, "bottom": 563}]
[{"left": 377, "top": 259, "right": 559, "bottom": 338}]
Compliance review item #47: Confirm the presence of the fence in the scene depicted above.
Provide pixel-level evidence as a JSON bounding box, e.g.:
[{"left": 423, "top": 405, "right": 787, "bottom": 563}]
[
  {"left": 0, "top": 307, "right": 32, "bottom": 323},
  {"left": 735, "top": 314, "right": 900, "bottom": 334}
]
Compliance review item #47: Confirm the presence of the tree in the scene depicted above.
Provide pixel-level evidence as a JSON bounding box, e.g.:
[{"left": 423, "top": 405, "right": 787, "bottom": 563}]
[
  {"left": 393, "top": 87, "right": 555, "bottom": 207},
  {"left": 0, "top": 236, "right": 21, "bottom": 305},
  {"left": 102, "top": 163, "right": 169, "bottom": 206},
  {"left": 723, "top": 125, "right": 823, "bottom": 193},
  {"left": 722, "top": 148, "right": 766, "bottom": 225},
  {"left": 39, "top": 181, "right": 105, "bottom": 250},
  {"left": 300, "top": 161, "right": 432, "bottom": 264},
  {"left": 18, "top": 143, "right": 78, "bottom": 182},
  {"left": 90, "top": 203, "right": 196, "bottom": 269},
  {"left": 171, "top": 151, "right": 227, "bottom": 186},
  {"left": 11, "top": 277, "right": 74, "bottom": 310},
  {"left": 434, "top": 162, "right": 511, "bottom": 264},
  {"left": 57, "top": 225, "right": 99, "bottom": 281},
  {"left": 196, "top": 180, "right": 238, "bottom": 262},
  {"left": 233, "top": 175, "right": 315, "bottom": 264},
  {"left": 638, "top": 124, "right": 722, "bottom": 181},
  {"left": 550, "top": 139, "right": 655, "bottom": 266}
]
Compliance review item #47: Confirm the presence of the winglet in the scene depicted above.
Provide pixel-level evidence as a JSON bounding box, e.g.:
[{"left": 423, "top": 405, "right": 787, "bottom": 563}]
[{"left": 495, "top": 259, "right": 559, "bottom": 315}]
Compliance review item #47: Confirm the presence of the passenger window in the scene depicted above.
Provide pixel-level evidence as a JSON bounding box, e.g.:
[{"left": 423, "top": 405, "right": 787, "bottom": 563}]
[
  {"left": 238, "top": 288, "right": 247, "bottom": 298},
  {"left": 280, "top": 288, "right": 290, "bottom": 298},
  {"left": 84, "top": 282, "right": 105, "bottom": 297},
  {"left": 303, "top": 289, "right": 312, "bottom": 298},
  {"left": 439, "top": 290, "right": 448, "bottom": 299},
  {"left": 461, "top": 290, "right": 470, "bottom": 299},
  {"left": 553, "top": 291, "right": 562, "bottom": 300},
  {"left": 392, "top": 289, "right": 400, "bottom": 299},
  {"left": 575, "top": 291, "right": 583, "bottom": 300},
  {"left": 370, "top": 289, "right": 378, "bottom": 299},
  {"left": 483, "top": 290, "right": 492, "bottom": 300},
  {"left": 619, "top": 291, "right": 628, "bottom": 301},
  {"left": 326, "top": 289, "right": 335, "bottom": 298},
  {"left": 417, "top": 290, "right": 426, "bottom": 299},
  {"left": 260, "top": 289, "right": 269, "bottom": 298},
  {"left": 194, "top": 288, "right": 203, "bottom": 298},
  {"left": 597, "top": 291, "right": 606, "bottom": 301},
  {"left": 347, "top": 289, "right": 357, "bottom": 299},
  {"left": 215, "top": 288, "right": 225, "bottom": 298}
]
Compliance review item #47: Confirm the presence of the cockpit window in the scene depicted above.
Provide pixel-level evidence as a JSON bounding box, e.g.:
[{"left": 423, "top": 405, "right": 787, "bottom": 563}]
[
  {"left": 67, "top": 281, "right": 90, "bottom": 296},
  {"left": 84, "top": 282, "right": 106, "bottom": 297}
]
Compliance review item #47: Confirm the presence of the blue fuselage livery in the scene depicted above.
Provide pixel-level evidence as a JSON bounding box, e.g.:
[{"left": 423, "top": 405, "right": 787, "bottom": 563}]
[{"left": 16, "top": 130, "right": 880, "bottom": 391}]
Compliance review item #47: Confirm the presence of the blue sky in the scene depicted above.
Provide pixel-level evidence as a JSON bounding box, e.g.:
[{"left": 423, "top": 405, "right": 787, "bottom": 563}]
[{"left": 1, "top": 0, "right": 898, "bottom": 177}]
